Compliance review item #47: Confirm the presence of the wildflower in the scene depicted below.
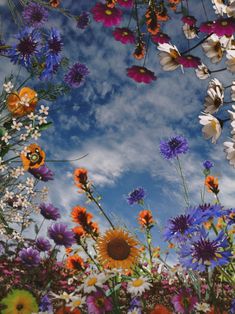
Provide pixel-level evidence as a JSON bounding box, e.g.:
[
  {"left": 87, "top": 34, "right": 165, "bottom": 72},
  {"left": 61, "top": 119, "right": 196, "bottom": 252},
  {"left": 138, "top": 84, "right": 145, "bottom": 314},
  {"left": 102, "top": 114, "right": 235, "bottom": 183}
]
[
  {"left": 127, "top": 187, "right": 145, "bottom": 205},
  {"left": 177, "top": 55, "right": 201, "bottom": 68},
  {"left": 127, "top": 276, "right": 152, "bottom": 296},
  {"left": 22, "top": 2, "right": 48, "bottom": 28},
  {"left": 48, "top": 223, "right": 75, "bottom": 247},
  {"left": 72, "top": 226, "right": 85, "bottom": 244},
  {"left": 113, "top": 27, "right": 135, "bottom": 44},
  {"left": 117, "top": 0, "right": 133, "bottom": 8},
  {"left": 91, "top": 3, "right": 122, "bottom": 27},
  {"left": 83, "top": 272, "right": 108, "bottom": 293},
  {"left": 202, "top": 34, "right": 223, "bottom": 64},
  {"left": 87, "top": 290, "right": 113, "bottom": 314},
  {"left": 50, "top": 0, "right": 60, "bottom": 8},
  {"left": 29, "top": 164, "right": 54, "bottom": 181},
  {"left": 191, "top": 204, "right": 226, "bottom": 225},
  {"left": 0, "top": 289, "right": 38, "bottom": 314},
  {"left": 213, "top": 18, "right": 235, "bottom": 37},
  {"left": 40, "top": 203, "right": 60, "bottom": 220},
  {"left": 133, "top": 40, "right": 145, "bottom": 60},
  {"left": 97, "top": 228, "right": 139, "bottom": 269},
  {"left": 182, "top": 24, "right": 198, "bottom": 39},
  {"left": 226, "top": 50, "right": 235, "bottom": 73},
  {"left": 181, "top": 16, "right": 197, "bottom": 26},
  {"left": 3, "top": 81, "right": 14, "bottom": 93},
  {"left": 39, "top": 294, "right": 53, "bottom": 312},
  {"left": 64, "top": 62, "right": 89, "bottom": 88},
  {"left": 164, "top": 214, "right": 195, "bottom": 243},
  {"left": 76, "top": 12, "right": 90, "bottom": 30},
  {"left": 171, "top": 289, "right": 198, "bottom": 314},
  {"left": 145, "top": 7, "right": 161, "bottom": 35},
  {"left": 20, "top": 143, "right": 45, "bottom": 170},
  {"left": 199, "top": 21, "right": 214, "bottom": 34},
  {"left": 151, "top": 304, "right": 172, "bottom": 314},
  {"left": 71, "top": 206, "right": 92, "bottom": 225},
  {"left": 224, "top": 139, "right": 235, "bottom": 167},
  {"left": 1, "top": 132, "right": 11, "bottom": 144},
  {"left": 195, "top": 63, "right": 210, "bottom": 80},
  {"left": 11, "top": 118, "right": 23, "bottom": 131},
  {"left": 19, "top": 247, "right": 40, "bottom": 266},
  {"left": 205, "top": 175, "right": 219, "bottom": 194},
  {"left": 160, "top": 135, "right": 188, "bottom": 160},
  {"left": 127, "top": 65, "right": 157, "bottom": 84},
  {"left": 68, "top": 295, "right": 86, "bottom": 311},
  {"left": 204, "top": 78, "right": 224, "bottom": 114},
  {"left": 158, "top": 43, "right": 180, "bottom": 71},
  {"left": 199, "top": 113, "right": 222, "bottom": 144},
  {"left": 151, "top": 32, "right": 170, "bottom": 44},
  {"left": 35, "top": 237, "right": 51, "bottom": 252},
  {"left": 138, "top": 210, "right": 154, "bottom": 228},
  {"left": 194, "top": 302, "right": 211, "bottom": 313},
  {"left": 66, "top": 254, "right": 84, "bottom": 271},
  {"left": 39, "top": 105, "right": 49, "bottom": 115},
  {"left": 51, "top": 292, "right": 74, "bottom": 303},
  {"left": 55, "top": 306, "right": 81, "bottom": 314},
  {"left": 203, "top": 160, "right": 214, "bottom": 170}
]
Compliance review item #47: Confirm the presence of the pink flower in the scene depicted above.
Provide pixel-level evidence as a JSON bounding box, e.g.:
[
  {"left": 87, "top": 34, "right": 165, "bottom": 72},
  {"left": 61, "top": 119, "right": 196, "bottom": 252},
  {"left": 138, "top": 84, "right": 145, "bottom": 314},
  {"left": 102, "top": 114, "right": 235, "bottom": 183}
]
[
  {"left": 87, "top": 290, "right": 113, "bottom": 314},
  {"left": 117, "top": 0, "right": 133, "bottom": 8},
  {"left": 213, "top": 18, "right": 235, "bottom": 37},
  {"left": 199, "top": 21, "right": 214, "bottom": 33},
  {"left": 113, "top": 27, "right": 135, "bottom": 44},
  {"left": 177, "top": 55, "right": 201, "bottom": 68},
  {"left": 172, "top": 289, "right": 198, "bottom": 314},
  {"left": 151, "top": 32, "right": 170, "bottom": 44},
  {"left": 91, "top": 2, "right": 122, "bottom": 27},
  {"left": 181, "top": 15, "right": 197, "bottom": 26},
  {"left": 127, "top": 65, "right": 157, "bottom": 84}
]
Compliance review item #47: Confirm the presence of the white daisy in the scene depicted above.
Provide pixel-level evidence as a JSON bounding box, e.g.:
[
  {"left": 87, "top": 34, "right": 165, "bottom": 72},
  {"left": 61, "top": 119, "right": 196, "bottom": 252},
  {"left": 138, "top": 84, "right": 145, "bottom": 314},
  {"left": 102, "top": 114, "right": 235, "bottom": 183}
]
[
  {"left": 127, "top": 276, "right": 152, "bottom": 296},
  {"left": 195, "top": 63, "right": 210, "bottom": 80},
  {"left": 204, "top": 78, "right": 224, "bottom": 114},
  {"left": 199, "top": 113, "right": 222, "bottom": 143},
  {"left": 194, "top": 302, "right": 211, "bottom": 313},
  {"left": 211, "top": 0, "right": 227, "bottom": 15},
  {"left": 50, "top": 291, "right": 74, "bottom": 303},
  {"left": 67, "top": 295, "right": 86, "bottom": 311},
  {"left": 3, "top": 81, "right": 14, "bottom": 93},
  {"left": 202, "top": 34, "right": 223, "bottom": 64},
  {"left": 224, "top": 139, "right": 235, "bottom": 167},
  {"left": 82, "top": 272, "right": 108, "bottom": 294},
  {"left": 227, "top": 1, "right": 235, "bottom": 17},
  {"left": 158, "top": 43, "right": 180, "bottom": 71}
]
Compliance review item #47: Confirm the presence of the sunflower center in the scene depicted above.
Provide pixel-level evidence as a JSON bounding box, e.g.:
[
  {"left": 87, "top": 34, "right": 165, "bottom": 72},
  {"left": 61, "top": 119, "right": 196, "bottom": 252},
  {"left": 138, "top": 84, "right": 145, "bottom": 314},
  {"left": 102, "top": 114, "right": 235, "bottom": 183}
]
[
  {"left": 105, "top": 9, "right": 112, "bottom": 15},
  {"left": 87, "top": 277, "right": 97, "bottom": 286},
  {"left": 107, "top": 238, "right": 131, "bottom": 260},
  {"left": 132, "top": 278, "right": 144, "bottom": 287},
  {"left": 16, "top": 303, "right": 24, "bottom": 310},
  {"left": 17, "top": 37, "right": 37, "bottom": 57}
]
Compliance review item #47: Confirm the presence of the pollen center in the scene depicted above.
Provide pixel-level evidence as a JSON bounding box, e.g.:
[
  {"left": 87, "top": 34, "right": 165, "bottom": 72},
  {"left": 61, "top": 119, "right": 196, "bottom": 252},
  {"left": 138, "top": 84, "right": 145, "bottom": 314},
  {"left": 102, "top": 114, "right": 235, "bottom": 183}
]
[
  {"left": 87, "top": 277, "right": 97, "bottom": 286},
  {"left": 221, "top": 21, "right": 228, "bottom": 26},
  {"left": 107, "top": 238, "right": 131, "bottom": 260},
  {"left": 132, "top": 278, "right": 144, "bottom": 287},
  {"left": 105, "top": 9, "right": 112, "bottom": 15}
]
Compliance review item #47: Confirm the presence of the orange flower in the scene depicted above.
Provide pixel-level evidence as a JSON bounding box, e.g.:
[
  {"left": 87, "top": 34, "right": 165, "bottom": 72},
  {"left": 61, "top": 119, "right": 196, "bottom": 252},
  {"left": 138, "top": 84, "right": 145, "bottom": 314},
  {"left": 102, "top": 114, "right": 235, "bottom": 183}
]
[
  {"left": 90, "top": 221, "right": 99, "bottom": 236},
  {"left": 168, "top": 0, "right": 181, "bottom": 3},
  {"left": 145, "top": 8, "right": 161, "bottom": 35},
  {"left": 50, "top": 0, "right": 60, "bottom": 8},
  {"left": 204, "top": 219, "right": 213, "bottom": 230},
  {"left": 106, "top": 0, "right": 117, "bottom": 8},
  {"left": 151, "top": 304, "right": 172, "bottom": 314},
  {"left": 72, "top": 226, "right": 85, "bottom": 244},
  {"left": 138, "top": 210, "right": 154, "bottom": 228},
  {"left": 205, "top": 176, "right": 219, "bottom": 194},
  {"left": 7, "top": 87, "right": 38, "bottom": 117},
  {"left": 20, "top": 143, "right": 46, "bottom": 171},
  {"left": 133, "top": 42, "right": 145, "bottom": 60},
  {"left": 65, "top": 247, "right": 73, "bottom": 255},
  {"left": 168, "top": 242, "right": 175, "bottom": 249},
  {"left": 55, "top": 306, "right": 81, "bottom": 314},
  {"left": 74, "top": 168, "right": 88, "bottom": 190},
  {"left": 66, "top": 254, "right": 84, "bottom": 271},
  {"left": 71, "top": 206, "right": 93, "bottom": 226}
]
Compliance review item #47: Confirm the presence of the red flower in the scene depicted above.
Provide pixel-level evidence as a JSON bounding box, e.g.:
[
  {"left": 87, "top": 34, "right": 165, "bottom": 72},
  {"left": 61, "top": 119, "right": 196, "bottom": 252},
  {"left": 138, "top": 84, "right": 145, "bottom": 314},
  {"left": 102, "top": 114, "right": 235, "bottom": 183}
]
[
  {"left": 213, "top": 18, "right": 235, "bottom": 37},
  {"left": 113, "top": 27, "right": 135, "bottom": 44},
  {"left": 91, "top": 2, "right": 122, "bottom": 27},
  {"left": 152, "top": 32, "right": 170, "bottom": 44},
  {"left": 151, "top": 304, "right": 172, "bottom": 314},
  {"left": 117, "top": 0, "right": 133, "bottom": 8},
  {"left": 127, "top": 65, "right": 157, "bottom": 84},
  {"left": 177, "top": 55, "right": 201, "bottom": 68}
]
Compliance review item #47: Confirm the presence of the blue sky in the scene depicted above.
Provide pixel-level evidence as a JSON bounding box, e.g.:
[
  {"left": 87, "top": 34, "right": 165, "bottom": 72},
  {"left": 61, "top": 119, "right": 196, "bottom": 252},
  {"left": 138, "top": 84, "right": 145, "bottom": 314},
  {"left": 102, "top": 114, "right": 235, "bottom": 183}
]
[{"left": 1, "top": 0, "right": 235, "bottom": 254}]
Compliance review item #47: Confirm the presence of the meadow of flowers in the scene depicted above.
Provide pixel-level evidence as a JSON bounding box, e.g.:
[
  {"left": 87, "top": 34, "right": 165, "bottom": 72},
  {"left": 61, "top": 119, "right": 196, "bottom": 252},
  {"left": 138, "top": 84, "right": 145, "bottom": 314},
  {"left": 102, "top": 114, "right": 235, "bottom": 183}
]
[{"left": 0, "top": 0, "right": 235, "bottom": 313}]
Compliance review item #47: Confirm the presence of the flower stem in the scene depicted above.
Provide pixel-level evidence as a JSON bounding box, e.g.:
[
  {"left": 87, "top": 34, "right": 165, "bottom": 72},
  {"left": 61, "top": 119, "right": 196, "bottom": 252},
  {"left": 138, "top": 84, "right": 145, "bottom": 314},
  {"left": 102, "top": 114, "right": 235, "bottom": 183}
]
[{"left": 176, "top": 156, "right": 190, "bottom": 207}]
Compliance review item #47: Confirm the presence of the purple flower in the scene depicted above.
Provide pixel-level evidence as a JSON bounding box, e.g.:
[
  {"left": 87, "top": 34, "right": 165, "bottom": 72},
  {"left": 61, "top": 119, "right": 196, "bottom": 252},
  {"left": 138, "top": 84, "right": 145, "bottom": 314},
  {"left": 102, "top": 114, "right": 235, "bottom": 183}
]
[
  {"left": 127, "top": 187, "right": 145, "bottom": 205},
  {"left": 19, "top": 247, "right": 40, "bottom": 266},
  {"left": 230, "top": 299, "right": 235, "bottom": 314},
  {"left": 48, "top": 223, "right": 75, "bottom": 247},
  {"left": 29, "top": 164, "right": 54, "bottom": 181},
  {"left": 40, "top": 203, "right": 61, "bottom": 221},
  {"left": 87, "top": 290, "right": 113, "bottom": 314},
  {"left": 64, "top": 62, "right": 89, "bottom": 88},
  {"left": 35, "top": 237, "right": 51, "bottom": 252},
  {"left": 172, "top": 289, "right": 198, "bottom": 314},
  {"left": 160, "top": 135, "right": 189, "bottom": 160},
  {"left": 203, "top": 160, "right": 214, "bottom": 170},
  {"left": 191, "top": 204, "right": 227, "bottom": 225},
  {"left": 39, "top": 294, "right": 53, "bottom": 312},
  {"left": 23, "top": 2, "right": 48, "bottom": 28},
  {"left": 77, "top": 12, "right": 90, "bottom": 29},
  {"left": 129, "top": 297, "right": 142, "bottom": 313}
]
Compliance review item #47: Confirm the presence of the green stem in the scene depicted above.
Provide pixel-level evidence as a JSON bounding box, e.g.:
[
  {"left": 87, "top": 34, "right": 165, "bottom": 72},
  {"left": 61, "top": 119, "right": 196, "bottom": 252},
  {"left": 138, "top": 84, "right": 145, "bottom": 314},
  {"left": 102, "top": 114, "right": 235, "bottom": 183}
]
[{"left": 176, "top": 156, "right": 190, "bottom": 207}]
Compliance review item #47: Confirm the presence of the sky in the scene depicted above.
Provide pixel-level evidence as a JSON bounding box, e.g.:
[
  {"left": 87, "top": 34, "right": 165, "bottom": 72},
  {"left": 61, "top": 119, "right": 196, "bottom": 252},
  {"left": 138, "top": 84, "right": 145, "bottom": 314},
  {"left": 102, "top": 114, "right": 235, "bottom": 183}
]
[{"left": 1, "top": 0, "right": 235, "bottom": 255}]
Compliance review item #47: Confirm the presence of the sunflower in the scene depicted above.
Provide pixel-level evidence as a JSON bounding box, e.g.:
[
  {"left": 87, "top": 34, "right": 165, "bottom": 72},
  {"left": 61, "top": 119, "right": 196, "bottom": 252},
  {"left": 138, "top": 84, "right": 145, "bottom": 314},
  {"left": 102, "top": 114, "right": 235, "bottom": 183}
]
[
  {"left": 96, "top": 228, "right": 140, "bottom": 269},
  {"left": 0, "top": 289, "right": 38, "bottom": 314},
  {"left": 20, "top": 143, "right": 46, "bottom": 171}
]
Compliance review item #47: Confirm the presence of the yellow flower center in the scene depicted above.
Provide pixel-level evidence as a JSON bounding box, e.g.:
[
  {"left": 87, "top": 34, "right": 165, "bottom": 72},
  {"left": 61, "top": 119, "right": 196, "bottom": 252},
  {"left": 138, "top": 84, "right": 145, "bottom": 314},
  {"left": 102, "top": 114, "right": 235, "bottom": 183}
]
[
  {"left": 221, "top": 21, "right": 228, "bottom": 26},
  {"left": 123, "top": 31, "right": 128, "bottom": 35},
  {"left": 187, "top": 56, "right": 192, "bottom": 59},
  {"left": 210, "top": 120, "right": 217, "bottom": 131},
  {"left": 105, "top": 9, "right": 112, "bottom": 15},
  {"left": 73, "top": 300, "right": 82, "bottom": 306},
  {"left": 87, "top": 277, "right": 97, "bottom": 286},
  {"left": 132, "top": 278, "right": 144, "bottom": 287},
  {"left": 139, "top": 69, "right": 146, "bottom": 73}
]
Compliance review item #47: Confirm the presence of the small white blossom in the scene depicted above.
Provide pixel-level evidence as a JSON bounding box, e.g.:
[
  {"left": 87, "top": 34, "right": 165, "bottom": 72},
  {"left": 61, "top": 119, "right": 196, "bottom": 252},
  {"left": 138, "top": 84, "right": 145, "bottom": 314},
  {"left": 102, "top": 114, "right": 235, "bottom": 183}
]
[
  {"left": 3, "top": 81, "right": 14, "bottom": 93},
  {"left": 28, "top": 112, "right": 38, "bottom": 120},
  {"left": 194, "top": 302, "right": 211, "bottom": 313},
  {"left": 31, "top": 129, "right": 41, "bottom": 140},
  {"left": 38, "top": 116, "right": 47, "bottom": 125},
  {"left": 20, "top": 133, "right": 28, "bottom": 141},
  {"left": 195, "top": 63, "right": 210, "bottom": 80},
  {"left": 199, "top": 113, "right": 222, "bottom": 144},
  {"left": 25, "top": 124, "right": 34, "bottom": 134},
  {"left": 19, "top": 94, "right": 30, "bottom": 107},
  {"left": 11, "top": 119, "right": 23, "bottom": 131},
  {"left": 39, "top": 105, "right": 49, "bottom": 115},
  {"left": 21, "top": 146, "right": 30, "bottom": 156},
  {"left": 26, "top": 177, "right": 34, "bottom": 187},
  {"left": 1, "top": 132, "right": 11, "bottom": 144}
]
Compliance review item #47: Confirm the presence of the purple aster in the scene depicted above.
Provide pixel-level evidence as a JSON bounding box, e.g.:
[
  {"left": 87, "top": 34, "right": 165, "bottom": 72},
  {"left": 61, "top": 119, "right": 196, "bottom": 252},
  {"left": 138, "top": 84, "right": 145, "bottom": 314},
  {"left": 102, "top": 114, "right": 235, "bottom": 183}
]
[
  {"left": 64, "top": 62, "right": 89, "bottom": 88},
  {"left": 35, "top": 237, "right": 51, "bottom": 252},
  {"left": 77, "top": 11, "right": 90, "bottom": 29},
  {"left": 203, "top": 160, "right": 214, "bottom": 170},
  {"left": 39, "top": 294, "right": 53, "bottom": 312},
  {"left": 127, "top": 187, "right": 145, "bottom": 205},
  {"left": 48, "top": 223, "right": 75, "bottom": 247},
  {"left": 160, "top": 136, "right": 189, "bottom": 160},
  {"left": 19, "top": 247, "right": 40, "bottom": 266},
  {"left": 40, "top": 203, "right": 61, "bottom": 220},
  {"left": 29, "top": 164, "right": 54, "bottom": 181},
  {"left": 8, "top": 27, "right": 41, "bottom": 67},
  {"left": 22, "top": 2, "right": 48, "bottom": 28}
]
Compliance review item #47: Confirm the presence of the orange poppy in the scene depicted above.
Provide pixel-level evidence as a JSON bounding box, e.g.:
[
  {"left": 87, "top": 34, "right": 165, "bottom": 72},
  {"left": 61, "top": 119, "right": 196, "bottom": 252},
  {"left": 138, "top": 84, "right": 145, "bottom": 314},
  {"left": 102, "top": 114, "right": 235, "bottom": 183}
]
[
  {"left": 74, "top": 168, "right": 88, "bottom": 190},
  {"left": 55, "top": 306, "right": 81, "bottom": 314},
  {"left": 205, "top": 176, "right": 219, "bottom": 194},
  {"left": 71, "top": 206, "right": 93, "bottom": 226},
  {"left": 138, "top": 210, "right": 154, "bottom": 228},
  {"left": 7, "top": 87, "right": 38, "bottom": 117},
  {"left": 66, "top": 254, "right": 84, "bottom": 271},
  {"left": 151, "top": 304, "right": 172, "bottom": 314},
  {"left": 20, "top": 143, "right": 45, "bottom": 171},
  {"left": 50, "top": 0, "right": 60, "bottom": 8}
]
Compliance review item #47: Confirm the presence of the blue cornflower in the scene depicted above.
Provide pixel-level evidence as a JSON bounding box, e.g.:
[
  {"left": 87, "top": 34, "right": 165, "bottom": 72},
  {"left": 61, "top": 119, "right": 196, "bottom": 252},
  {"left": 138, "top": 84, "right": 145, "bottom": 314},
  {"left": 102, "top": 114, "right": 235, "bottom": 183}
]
[
  {"left": 160, "top": 135, "right": 189, "bottom": 160},
  {"left": 179, "top": 229, "right": 232, "bottom": 271},
  {"left": 191, "top": 204, "right": 228, "bottom": 225},
  {"left": 39, "top": 294, "right": 53, "bottom": 312},
  {"left": 64, "top": 62, "right": 89, "bottom": 88},
  {"left": 126, "top": 187, "right": 145, "bottom": 205},
  {"left": 77, "top": 12, "right": 90, "bottom": 29},
  {"left": 203, "top": 160, "right": 214, "bottom": 170},
  {"left": 230, "top": 299, "right": 235, "bottom": 314},
  {"left": 129, "top": 297, "right": 142, "bottom": 313},
  {"left": 23, "top": 2, "right": 48, "bottom": 28},
  {"left": 227, "top": 208, "right": 235, "bottom": 226},
  {"left": 8, "top": 27, "right": 41, "bottom": 67}
]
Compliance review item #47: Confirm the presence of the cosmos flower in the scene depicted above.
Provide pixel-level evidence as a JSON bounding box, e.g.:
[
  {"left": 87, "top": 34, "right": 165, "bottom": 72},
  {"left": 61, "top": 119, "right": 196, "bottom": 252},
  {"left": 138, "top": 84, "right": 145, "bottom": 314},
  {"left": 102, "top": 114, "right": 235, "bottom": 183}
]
[
  {"left": 64, "top": 62, "right": 89, "bottom": 88},
  {"left": 117, "top": 0, "right": 133, "bottom": 8},
  {"left": 127, "top": 65, "right": 157, "bottom": 84},
  {"left": 213, "top": 18, "right": 235, "bottom": 37},
  {"left": 29, "top": 164, "right": 54, "bottom": 181},
  {"left": 151, "top": 32, "right": 170, "bottom": 44},
  {"left": 203, "top": 160, "right": 214, "bottom": 170},
  {"left": 76, "top": 11, "right": 90, "bottom": 30},
  {"left": 160, "top": 135, "right": 189, "bottom": 160},
  {"left": 22, "top": 2, "right": 48, "bottom": 28},
  {"left": 138, "top": 210, "right": 154, "bottom": 228},
  {"left": 127, "top": 276, "right": 152, "bottom": 296},
  {"left": 91, "top": 3, "right": 122, "bottom": 27},
  {"left": 224, "top": 139, "right": 235, "bottom": 167},
  {"left": 227, "top": 2, "right": 235, "bottom": 18},
  {"left": 171, "top": 289, "right": 198, "bottom": 314},
  {"left": 182, "top": 24, "right": 198, "bottom": 39},
  {"left": 177, "top": 55, "right": 201, "bottom": 68},
  {"left": 151, "top": 304, "right": 172, "bottom": 314},
  {"left": 226, "top": 50, "right": 235, "bottom": 73},
  {"left": 127, "top": 187, "right": 145, "bottom": 205},
  {"left": 181, "top": 15, "right": 197, "bottom": 26},
  {"left": 195, "top": 63, "right": 210, "bottom": 80},
  {"left": 199, "top": 113, "right": 222, "bottom": 144},
  {"left": 204, "top": 78, "right": 224, "bottom": 114},
  {"left": 158, "top": 43, "right": 180, "bottom": 71},
  {"left": 113, "top": 27, "right": 135, "bottom": 44},
  {"left": 35, "top": 237, "right": 51, "bottom": 252},
  {"left": 19, "top": 247, "right": 40, "bottom": 266},
  {"left": 0, "top": 289, "right": 38, "bottom": 314},
  {"left": 87, "top": 290, "right": 113, "bottom": 314},
  {"left": 48, "top": 223, "right": 75, "bottom": 247},
  {"left": 199, "top": 21, "right": 214, "bottom": 33},
  {"left": 202, "top": 34, "right": 223, "bottom": 64},
  {"left": 40, "top": 203, "right": 61, "bottom": 220}
]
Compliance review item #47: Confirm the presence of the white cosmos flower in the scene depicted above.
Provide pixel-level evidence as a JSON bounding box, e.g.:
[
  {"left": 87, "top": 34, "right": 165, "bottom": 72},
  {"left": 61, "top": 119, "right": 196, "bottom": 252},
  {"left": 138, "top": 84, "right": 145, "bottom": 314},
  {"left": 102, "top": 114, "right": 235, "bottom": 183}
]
[
  {"left": 82, "top": 272, "right": 108, "bottom": 294},
  {"left": 211, "top": 0, "right": 227, "bottom": 15},
  {"left": 199, "top": 113, "right": 222, "bottom": 143},
  {"left": 127, "top": 276, "right": 152, "bottom": 296},
  {"left": 194, "top": 302, "right": 211, "bottom": 313},
  {"left": 202, "top": 34, "right": 223, "bottom": 64},
  {"left": 182, "top": 24, "right": 198, "bottom": 39},
  {"left": 227, "top": 50, "right": 235, "bottom": 73},
  {"left": 195, "top": 63, "right": 210, "bottom": 80},
  {"left": 231, "top": 82, "right": 235, "bottom": 101},
  {"left": 224, "top": 139, "right": 235, "bottom": 167},
  {"left": 227, "top": 1, "right": 235, "bottom": 17},
  {"left": 158, "top": 43, "right": 180, "bottom": 71},
  {"left": 68, "top": 295, "right": 86, "bottom": 311},
  {"left": 204, "top": 78, "right": 224, "bottom": 114}
]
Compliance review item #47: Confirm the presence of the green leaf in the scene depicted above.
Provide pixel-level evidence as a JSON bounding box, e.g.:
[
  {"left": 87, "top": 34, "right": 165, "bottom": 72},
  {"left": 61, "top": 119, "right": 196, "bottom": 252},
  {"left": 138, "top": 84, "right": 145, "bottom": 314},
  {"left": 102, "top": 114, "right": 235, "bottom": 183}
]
[
  {"left": 38, "top": 122, "right": 53, "bottom": 131},
  {"left": 34, "top": 224, "right": 39, "bottom": 234},
  {"left": 0, "top": 144, "right": 10, "bottom": 158}
]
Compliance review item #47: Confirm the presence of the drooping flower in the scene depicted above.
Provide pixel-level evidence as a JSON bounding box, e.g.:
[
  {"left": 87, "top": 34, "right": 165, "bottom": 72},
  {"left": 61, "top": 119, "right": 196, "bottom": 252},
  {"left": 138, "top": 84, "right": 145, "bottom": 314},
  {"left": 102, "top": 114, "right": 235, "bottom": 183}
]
[
  {"left": 64, "top": 62, "right": 89, "bottom": 88},
  {"left": 86, "top": 290, "right": 113, "bottom": 314},
  {"left": 151, "top": 32, "right": 170, "bottom": 44},
  {"left": 22, "top": 2, "right": 48, "bottom": 28},
  {"left": 205, "top": 175, "right": 219, "bottom": 194},
  {"left": 176, "top": 55, "right": 201, "bottom": 68},
  {"left": 181, "top": 15, "right": 197, "bottom": 26},
  {"left": 83, "top": 272, "right": 108, "bottom": 294},
  {"left": 29, "top": 164, "right": 54, "bottom": 181},
  {"left": 199, "top": 113, "right": 222, "bottom": 144},
  {"left": 133, "top": 40, "right": 145, "bottom": 60},
  {"left": 48, "top": 223, "right": 75, "bottom": 247},
  {"left": 97, "top": 228, "right": 140, "bottom": 269},
  {"left": 171, "top": 289, "right": 198, "bottom": 314},
  {"left": 35, "top": 237, "right": 51, "bottom": 252},
  {"left": 182, "top": 24, "right": 198, "bottom": 39},
  {"left": 127, "top": 276, "right": 152, "bottom": 296},
  {"left": 127, "top": 187, "right": 145, "bottom": 205},
  {"left": 213, "top": 18, "right": 235, "bottom": 37},
  {"left": 160, "top": 135, "right": 189, "bottom": 160},
  {"left": 224, "top": 139, "right": 235, "bottom": 167},
  {"left": 151, "top": 304, "right": 172, "bottom": 314},
  {"left": 117, "top": 0, "right": 133, "bottom": 8},
  {"left": 195, "top": 63, "right": 210, "bottom": 80},
  {"left": 74, "top": 168, "right": 88, "bottom": 190},
  {"left": 19, "top": 247, "right": 40, "bottom": 266},
  {"left": 138, "top": 210, "right": 154, "bottom": 228},
  {"left": 40, "top": 203, "right": 61, "bottom": 220},
  {"left": 66, "top": 254, "right": 84, "bottom": 271},
  {"left": 203, "top": 160, "right": 214, "bottom": 170},
  {"left": 199, "top": 21, "right": 214, "bottom": 33},
  {"left": 127, "top": 65, "right": 157, "bottom": 84},
  {"left": 158, "top": 43, "right": 180, "bottom": 71},
  {"left": 204, "top": 78, "right": 224, "bottom": 114},
  {"left": 202, "top": 34, "right": 223, "bottom": 64},
  {"left": 21, "top": 143, "right": 46, "bottom": 171},
  {"left": 91, "top": 3, "right": 122, "bottom": 27},
  {"left": 76, "top": 12, "right": 90, "bottom": 30},
  {"left": 113, "top": 27, "right": 135, "bottom": 44},
  {"left": 0, "top": 289, "right": 38, "bottom": 314},
  {"left": 145, "top": 7, "right": 161, "bottom": 35}
]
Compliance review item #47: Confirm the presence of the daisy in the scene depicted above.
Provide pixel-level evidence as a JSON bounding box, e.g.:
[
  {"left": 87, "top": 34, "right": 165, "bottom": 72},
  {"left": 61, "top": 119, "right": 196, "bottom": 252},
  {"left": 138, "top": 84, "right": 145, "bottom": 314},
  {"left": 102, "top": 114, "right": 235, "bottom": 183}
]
[
  {"left": 194, "top": 302, "right": 211, "bottom": 313},
  {"left": 226, "top": 49, "right": 235, "bottom": 72},
  {"left": 127, "top": 276, "right": 152, "bottom": 296},
  {"left": 211, "top": 0, "right": 227, "bottom": 15},
  {"left": 195, "top": 63, "right": 210, "bottom": 80},
  {"left": 158, "top": 43, "right": 180, "bottom": 71},
  {"left": 224, "top": 139, "right": 235, "bottom": 167},
  {"left": 204, "top": 78, "right": 224, "bottom": 114},
  {"left": 50, "top": 291, "right": 74, "bottom": 303},
  {"left": 226, "top": 1, "right": 235, "bottom": 18},
  {"left": 82, "top": 272, "right": 108, "bottom": 294},
  {"left": 67, "top": 295, "right": 86, "bottom": 311},
  {"left": 202, "top": 34, "right": 223, "bottom": 64},
  {"left": 199, "top": 113, "right": 222, "bottom": 144}
]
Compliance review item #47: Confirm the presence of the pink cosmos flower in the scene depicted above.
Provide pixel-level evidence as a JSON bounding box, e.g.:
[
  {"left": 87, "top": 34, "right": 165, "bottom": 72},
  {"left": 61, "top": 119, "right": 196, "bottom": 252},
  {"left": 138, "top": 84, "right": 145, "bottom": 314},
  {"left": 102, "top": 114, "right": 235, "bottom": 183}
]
[
  {"left": 87, "top": 290, "right": 113, "bottom": 314},
  {"left": 177, "top": 55, "right": 201, "bottom": 68},
  {"left": 181, "top": 15, "right": 197, "bottom": 26},
  {"left": 127, "top": 65, "right": 157, "bottom": 84},
  {"left": 113, "top": 27, "right": 135, "bottom": 44},
  {"left": 199, "top": 21, "right": 214, "bottom": 33},
  {"left": 91, "top": 2, "right": 122, "bottom": 27},
  {"left": 212, "top": 18, "right": 235, "bottom": 37},
  {"left": 171, "top": 289, "right": 198, "bottom": 314},
  {"left": 151, "top": 32, "right": 170, "bottom": 44},
  {"left": 117, "top": 0, "right": 133, "bottom": 8}
]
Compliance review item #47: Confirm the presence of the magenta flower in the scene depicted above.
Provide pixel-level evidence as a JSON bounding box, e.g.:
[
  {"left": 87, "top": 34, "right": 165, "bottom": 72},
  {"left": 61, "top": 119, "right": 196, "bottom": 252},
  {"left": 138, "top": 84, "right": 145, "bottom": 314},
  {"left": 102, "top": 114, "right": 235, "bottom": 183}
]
[
  {"left": 91, "top": 3, "right": 122, "bottom": 27},
  {"left": 117, "top": 0, "right": 133, "bottom": 8},
  {"left": 151, "top": 32, "right": 170, "bottom": 44},
  {"left": 199, "top": 21, "right": 214, "bottom": 33},
  {"left": 127, "top": 65, "right": 157, "bottom": 84},
  {"left": 113, "top": 27, "right": 135, "bottom": 44},
  {"left": 177, "top": 55, "right": 201, "bottom": 68},
  {"left": 87, "top": 290, "right": 113, "bottom": 314},
  {"left": 171, "top": 289, "right": 198, "bottom": 314},
  {"left": 19, "top": 247, "right": 40, "bottom": 266},
  {"left": 181, "top": 15, "right": 197, "bottom": 26},
  {"left": 213, "top": 18, "right": 235, "bottom": 37},
  {"left": 48, "top": 223, "right": 75, "bottom": 247}
]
